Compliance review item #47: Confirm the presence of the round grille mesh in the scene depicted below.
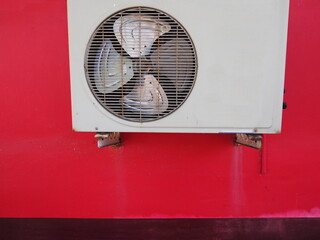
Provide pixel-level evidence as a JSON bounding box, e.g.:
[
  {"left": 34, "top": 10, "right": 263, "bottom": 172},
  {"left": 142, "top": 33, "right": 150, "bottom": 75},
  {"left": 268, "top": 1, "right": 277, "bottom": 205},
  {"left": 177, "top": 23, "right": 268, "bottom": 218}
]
[{"left": 85, "top": 7, "right": 197, "bottom": 122}]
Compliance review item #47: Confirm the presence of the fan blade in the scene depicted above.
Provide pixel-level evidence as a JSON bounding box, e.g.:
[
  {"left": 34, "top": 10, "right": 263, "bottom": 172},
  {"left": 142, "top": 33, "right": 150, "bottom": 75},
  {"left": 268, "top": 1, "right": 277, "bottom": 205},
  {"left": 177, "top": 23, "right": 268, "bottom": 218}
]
[
  {"left": 123, "top": 74, "right": 168, "bottom": 115},
  {"left": 150, "top": 38, "right": 194, "bottom": 91},
  {"left": 94, "top": 40, "right": 134, "bottom": 94},
  {"left": 113, "top": 14, "right": 171, "bottom": 58}
]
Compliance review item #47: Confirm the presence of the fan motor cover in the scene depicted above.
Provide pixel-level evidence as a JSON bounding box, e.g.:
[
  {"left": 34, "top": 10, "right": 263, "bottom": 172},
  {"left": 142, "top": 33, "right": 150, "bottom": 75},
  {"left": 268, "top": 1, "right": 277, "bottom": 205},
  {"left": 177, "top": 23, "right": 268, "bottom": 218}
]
[{"left": 68, "top": 0, "right": 290, "bottom": 133}]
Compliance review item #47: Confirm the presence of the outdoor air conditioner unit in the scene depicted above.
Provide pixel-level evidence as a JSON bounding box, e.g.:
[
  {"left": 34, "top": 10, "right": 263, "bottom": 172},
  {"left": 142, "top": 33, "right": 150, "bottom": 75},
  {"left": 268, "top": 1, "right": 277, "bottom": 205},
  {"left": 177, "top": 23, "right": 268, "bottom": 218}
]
[{"left": 67, "top": 0, "right": 290, "bottom": 136}]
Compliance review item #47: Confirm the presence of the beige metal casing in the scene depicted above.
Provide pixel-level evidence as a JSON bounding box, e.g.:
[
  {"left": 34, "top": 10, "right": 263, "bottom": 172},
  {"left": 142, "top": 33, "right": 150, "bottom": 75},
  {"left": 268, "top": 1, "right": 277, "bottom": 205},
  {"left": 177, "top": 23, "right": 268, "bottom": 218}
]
[{"left": 67, "top": 0, "right": 290, "bottom": 133}]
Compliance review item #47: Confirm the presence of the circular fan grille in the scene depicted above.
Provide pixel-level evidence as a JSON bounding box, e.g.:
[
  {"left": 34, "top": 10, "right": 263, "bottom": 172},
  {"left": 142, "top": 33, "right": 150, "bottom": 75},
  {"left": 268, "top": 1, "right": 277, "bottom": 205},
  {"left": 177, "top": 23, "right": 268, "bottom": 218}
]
[{"left": 85, "top": 7, "right": 197, "bottom": 122}]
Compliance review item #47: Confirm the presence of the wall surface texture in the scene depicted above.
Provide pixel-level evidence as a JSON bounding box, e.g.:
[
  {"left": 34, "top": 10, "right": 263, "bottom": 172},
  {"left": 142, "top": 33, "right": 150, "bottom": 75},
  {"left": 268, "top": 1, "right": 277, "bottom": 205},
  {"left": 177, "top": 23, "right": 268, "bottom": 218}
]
[{"left": 1, "top": 0, "right": 320, "bottom": 218}]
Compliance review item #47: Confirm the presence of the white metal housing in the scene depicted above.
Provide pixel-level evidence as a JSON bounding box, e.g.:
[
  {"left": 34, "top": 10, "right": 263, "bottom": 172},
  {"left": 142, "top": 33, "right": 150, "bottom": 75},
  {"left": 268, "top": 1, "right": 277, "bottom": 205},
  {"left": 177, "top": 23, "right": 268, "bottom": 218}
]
[{"left": 67, "top": 0, "right": 290, "bottom": 133}]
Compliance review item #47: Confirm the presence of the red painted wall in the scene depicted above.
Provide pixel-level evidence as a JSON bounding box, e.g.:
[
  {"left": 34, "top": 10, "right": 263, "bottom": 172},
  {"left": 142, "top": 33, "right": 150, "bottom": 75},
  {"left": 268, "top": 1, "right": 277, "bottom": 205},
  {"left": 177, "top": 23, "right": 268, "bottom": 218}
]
[{"left": 1, "top": 0, "right": 320, "bottom": 218}]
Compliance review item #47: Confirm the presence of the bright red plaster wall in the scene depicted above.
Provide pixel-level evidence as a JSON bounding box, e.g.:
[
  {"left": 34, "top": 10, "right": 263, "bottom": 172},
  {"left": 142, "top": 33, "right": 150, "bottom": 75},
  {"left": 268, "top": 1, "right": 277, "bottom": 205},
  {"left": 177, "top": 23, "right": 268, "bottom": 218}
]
[{"left": 1, "top": 0, "right": 320, "bottom": 218}]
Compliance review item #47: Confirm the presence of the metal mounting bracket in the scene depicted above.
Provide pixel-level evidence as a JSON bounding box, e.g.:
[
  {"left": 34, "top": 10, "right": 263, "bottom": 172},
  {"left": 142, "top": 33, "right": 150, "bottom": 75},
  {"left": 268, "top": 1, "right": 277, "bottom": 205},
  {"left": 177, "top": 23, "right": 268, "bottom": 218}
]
[
  {"left": 235, "top": 133, "right": 262, "bottom": 150},
  {"left": 94, "top": 132, "right": 121, "bottom": 148}
]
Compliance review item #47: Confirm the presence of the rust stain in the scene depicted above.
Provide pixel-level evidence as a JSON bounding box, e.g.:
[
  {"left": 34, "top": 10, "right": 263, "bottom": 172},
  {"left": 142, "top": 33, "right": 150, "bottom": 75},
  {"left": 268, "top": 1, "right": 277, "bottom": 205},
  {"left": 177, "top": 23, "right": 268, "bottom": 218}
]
[{"left": 231, "top": 146, "right": 245, "bottom": 215}]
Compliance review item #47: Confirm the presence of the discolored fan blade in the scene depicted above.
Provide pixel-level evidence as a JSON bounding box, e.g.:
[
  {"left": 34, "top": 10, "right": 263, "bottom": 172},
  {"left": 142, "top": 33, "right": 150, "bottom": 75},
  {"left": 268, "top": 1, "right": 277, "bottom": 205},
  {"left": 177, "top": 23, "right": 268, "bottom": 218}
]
[
  {"left": 113, "top": 14, "right": 171, "bottom": 58},
  {"left": 123, "top": 74, "right": 168, "bottom": 115},
  {"left": 150, "top": 38, "right": 194, "bottom": 91},
  {"left": 94, "top": 40, "right": 134, "bottom": 94}
]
